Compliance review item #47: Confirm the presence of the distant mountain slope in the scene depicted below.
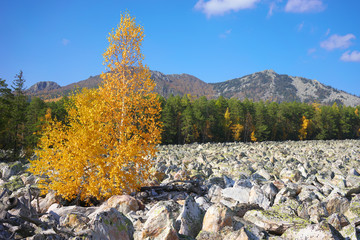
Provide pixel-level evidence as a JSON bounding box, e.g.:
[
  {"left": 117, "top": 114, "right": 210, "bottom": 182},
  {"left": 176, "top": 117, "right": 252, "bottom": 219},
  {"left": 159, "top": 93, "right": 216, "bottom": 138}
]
[
  {"left": 211, "top": 70, "right": 360, "bottom": 106},
  {"left": 27, "top": 81, "right": 61, "bottom": 94},
  {"left": 27, "top": 69, "right": 360, "bottom": 106}
]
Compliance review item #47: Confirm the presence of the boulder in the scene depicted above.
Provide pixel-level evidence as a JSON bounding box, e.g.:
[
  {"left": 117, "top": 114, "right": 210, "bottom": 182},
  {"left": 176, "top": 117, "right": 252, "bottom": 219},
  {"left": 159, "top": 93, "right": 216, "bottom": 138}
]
[
  {"left": 90, "top": 207, "right": 134, "bottom": 240},
  {"left": 202, "top": 203, "right": 233, "bottom": 232},
  {"left": 176, "top": 195, "right": 203, "bottom": 238},
  {"left": 248, "top": 185, "right": 271, "bottom": 210},
  {"left": 102, "top": 194, "right": 140, "bottom": 214},
  {"left": 282, "top": 222, "right": 344, "bottom": 240},
  {"left": 243, "top": 209, "right": 310, "bottom": 235},
  {"left": 141, "top": 200, "right": 180, "bottom": 240}
]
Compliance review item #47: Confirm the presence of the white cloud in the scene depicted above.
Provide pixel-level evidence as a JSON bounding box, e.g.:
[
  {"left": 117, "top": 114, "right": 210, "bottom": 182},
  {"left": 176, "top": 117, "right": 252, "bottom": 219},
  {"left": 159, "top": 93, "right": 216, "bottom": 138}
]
[
  {"left": 220, "top": 29, "right": 232, "bottom": 38},
  {"left": 340, "top": 50, "right": 360, "bottom": 62},
  {"left": 325, "top": 28, "right": 330, "bottom": 36},
  {"left": 195, "top": 0, "right": 260, "bottom": 17},
  {"left": 62, "top": 38, "right": 70, "bottom": 46},
  {"left": 267, "top": 2, "right": 276, "bottom": 17},
  {"left": 267, "top": 0, "right": 283, "bottom": 17},
  {"left": 307, "top": 48, "right": 316, "bottom": 55},
  {"left": 285, "top": 0, "right": 325, "bottom": 13},
  {"left": 297, "top": 21, "right": 304, "bottom": 31},
  {"left": 320, "top": 34, "right": 356, "bottom": 51}
]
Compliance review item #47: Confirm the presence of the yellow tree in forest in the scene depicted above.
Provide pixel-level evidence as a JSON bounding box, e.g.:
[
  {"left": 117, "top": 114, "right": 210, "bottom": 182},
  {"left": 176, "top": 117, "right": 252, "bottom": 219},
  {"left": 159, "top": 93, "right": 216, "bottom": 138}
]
[
  {"left": 250, "top": 130, "right": 257, "bottom": 142},
  {"left": 224, "top": 107, "right": 232, "bottom": 141},
  {"left": 29, "top": 13, "right": 162, "bottom": 201},
  {"left": 299, "top": 115, "right": 310, "bottom": 140},
  {"left": 231, "top": 123, "right": 244, "bottom": 141}
]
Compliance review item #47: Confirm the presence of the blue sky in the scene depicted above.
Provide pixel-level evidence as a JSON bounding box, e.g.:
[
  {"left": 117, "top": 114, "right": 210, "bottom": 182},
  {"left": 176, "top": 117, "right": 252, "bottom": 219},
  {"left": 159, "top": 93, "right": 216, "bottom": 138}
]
[{"left": 1, "top": 0, "right": 359, "bottom": 96}]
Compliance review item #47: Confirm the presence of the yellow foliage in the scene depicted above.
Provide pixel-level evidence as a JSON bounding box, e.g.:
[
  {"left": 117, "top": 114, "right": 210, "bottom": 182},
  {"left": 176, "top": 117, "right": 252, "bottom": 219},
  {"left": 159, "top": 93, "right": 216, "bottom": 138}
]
[
  {"left": 29, "top": 13, "right": 162, "bottom": 201},
  {"left": 355, "top": 108, "right": 359, "bottom": 117},
  {"left": 231, "top": 123, "right": 244, "bottom": 141},
  {"left": 299, "top": 115, "right": 310, "bottom": 140},
  {"left": 312, "top": 102, "right": 321, "bottom": 113},
  {"left": 250, "top": 130, "right": 257, "bottom": 142}
]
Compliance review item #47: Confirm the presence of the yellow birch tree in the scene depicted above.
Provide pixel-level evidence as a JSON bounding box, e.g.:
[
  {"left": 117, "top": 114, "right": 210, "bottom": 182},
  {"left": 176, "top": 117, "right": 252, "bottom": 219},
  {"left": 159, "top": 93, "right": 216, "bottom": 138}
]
[{"left": 29, "top": 13, "right": 162, "bottom": 201}]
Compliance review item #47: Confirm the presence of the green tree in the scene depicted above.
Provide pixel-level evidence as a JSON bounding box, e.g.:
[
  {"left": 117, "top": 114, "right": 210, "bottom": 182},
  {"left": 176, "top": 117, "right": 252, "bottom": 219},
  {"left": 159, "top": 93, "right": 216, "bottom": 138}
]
[
  {"left": 0, "top": 78, "right": 13, "bottom": 149},
  {"left": 161, "top": 95, "right": 182, "bottom": 144},
  {"left": 10, "top": 71, "right": 28, "bottom": 157},
  {"left": 25, "top": 97, "right": 47, "bottom": 151}
]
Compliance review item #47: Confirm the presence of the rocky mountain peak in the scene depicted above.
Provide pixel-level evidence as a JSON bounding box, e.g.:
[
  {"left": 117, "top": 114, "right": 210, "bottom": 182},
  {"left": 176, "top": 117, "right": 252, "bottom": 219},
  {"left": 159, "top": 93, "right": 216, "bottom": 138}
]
[{"left": 27, "top": 81, "right": 61, "bottom": 94}]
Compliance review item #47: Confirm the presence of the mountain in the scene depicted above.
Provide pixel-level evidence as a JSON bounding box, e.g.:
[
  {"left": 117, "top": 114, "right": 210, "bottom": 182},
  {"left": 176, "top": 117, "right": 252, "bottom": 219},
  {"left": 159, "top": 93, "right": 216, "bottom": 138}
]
[
  {"left": 211, "top": 70, "right": 360, "bottom": 106},
  {"left": 27, "top": 70, "right": 360, "bottom": 106},
  {"left": 27, "top": 81, "right": 61, "bottom": 94}
]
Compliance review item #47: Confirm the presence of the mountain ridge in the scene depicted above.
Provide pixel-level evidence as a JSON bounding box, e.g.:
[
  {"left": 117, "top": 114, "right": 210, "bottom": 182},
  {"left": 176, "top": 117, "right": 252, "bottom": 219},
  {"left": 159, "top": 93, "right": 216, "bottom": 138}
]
[{"left": 26, "top": 70, "right": 360, "bottom": 106}]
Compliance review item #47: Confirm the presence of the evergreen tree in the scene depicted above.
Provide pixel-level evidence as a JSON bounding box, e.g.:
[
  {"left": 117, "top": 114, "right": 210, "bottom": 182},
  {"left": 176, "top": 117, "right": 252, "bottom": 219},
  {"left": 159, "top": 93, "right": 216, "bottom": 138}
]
[
  {"left": 10, "top": 71, "right": 28, "bottom": 157},
  {"left": 0, "top": 78, "right": 13, "bottom": 149}
]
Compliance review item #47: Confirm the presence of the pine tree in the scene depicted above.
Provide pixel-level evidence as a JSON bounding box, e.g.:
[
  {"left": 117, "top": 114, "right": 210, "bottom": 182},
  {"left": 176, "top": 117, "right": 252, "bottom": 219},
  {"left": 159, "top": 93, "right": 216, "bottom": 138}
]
[{"left": 10, "top": 71, "right": 28, "bottom": 157}]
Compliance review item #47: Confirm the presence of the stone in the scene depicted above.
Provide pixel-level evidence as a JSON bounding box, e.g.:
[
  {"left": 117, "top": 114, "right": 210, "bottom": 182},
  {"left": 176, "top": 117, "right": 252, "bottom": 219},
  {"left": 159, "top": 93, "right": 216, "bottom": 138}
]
[
  {"left": 279, "top": 168, "right": 302, "bottom": 183},
  {"left": 141, "top": 200, "right": 180, "bottom": 240},
  {"left": 48, "top": 204, "right": 97, "bottom": 223},
  {"left": 90, "top": 207, "right": 134, "bottom": 240},
  {"left": 324, "top": 191, "right": 350, "bottom": 215},
  {"left": 249, "top": 185, "right": 271, "bottom": 210},
  {"left": 33, "top": 191, "right": 58, "bottom": 213},
  {"left": 243, "top": 209, "right": 310, "bottom": 235},
  {"left": 261, "top": 183, "right": 278, "bottom": 203},
  {"left": 327, "top": 213, "right": 349, "bottom": 231},
  {"left": 307, "top": 200, "right": 328, "bottom": 223},
  {"left": 344, "top": 198, "right": 360, "bottom": 226},
  {"left": 223, "top": 227, "right": 258, "bottom": 240},
  {"left": 202, "top": 203, "right": 233, "bottom": 232},
  {"left": 102, "top": 194, "right": 140, "bottom": 214},
  {"left": 59, "top": 212, "right": 90, "bottom": 234},
  {"left": 340, "top": 225, "right": 360, "bottom": 240},
  {"left": 221, "top": 186, "right": 251, "bottom": 204},
  {"left": 195, "top": 196, "right": 211, "bottom": 211},
  {"left": 176, "top": 195, "right": 203, "bottom": 238},
  {"left": 282, "top": 222, "right": 344, "bottom": 240}
]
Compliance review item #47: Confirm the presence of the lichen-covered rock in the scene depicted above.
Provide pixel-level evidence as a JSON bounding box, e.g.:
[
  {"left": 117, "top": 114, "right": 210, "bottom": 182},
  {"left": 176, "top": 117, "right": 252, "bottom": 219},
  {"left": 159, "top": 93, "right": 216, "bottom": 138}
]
[
  {"left": 176, "top": 196, "right": 203, "bottom": 238},
  {"left": 344, "top": 198, "right": 360, "bottom": 226},
  {"left": 327, "top": 213, "right": 349, "bottom": 231},
  {"left": 141, "top": 200, "right": 180, "bottom": 240},
  {"left": 324, "top": 191, "right": 350, "bottom": 215},
  {"left": 243, "top": 209, "right": 310, "bottom": 235},
  {"left": 223, "top": 227, "right": 259, "bottom": 240},
  {"left": 202, "top": 203, "right": 233, "bottom": 232},
  {"left": 282, "top": 222, "right": 344, "bottom": 240},
  {"left": 340, "top": 225, "right": 360, "bottom": 240},
  {"left": 279, "top": 168, "right": 302, "bottom": 183},
  {"left": 2, "top": 175, "right": 24, "bottom": 192},
  {"left": 90, "top": 207, "right": 134, "bottom": 240},
  {"left": 59, "top": 212, "right": 90, "bottom": 234}
]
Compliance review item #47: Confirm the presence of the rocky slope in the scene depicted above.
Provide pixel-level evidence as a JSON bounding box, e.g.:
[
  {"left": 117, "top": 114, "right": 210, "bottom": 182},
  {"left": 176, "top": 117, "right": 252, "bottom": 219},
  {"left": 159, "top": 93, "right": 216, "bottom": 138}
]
[
  {"left": 1, "top": 140, "right": 360, "bottom": 239},
  {"left": 212, "top": 70, "right": 360, "bottom": 106},
  {"left": 26, "top": 81, "right": 61, "bottom": 94},
  {"left": 27, "top": 70, "right": 360, "bottom": 106}
]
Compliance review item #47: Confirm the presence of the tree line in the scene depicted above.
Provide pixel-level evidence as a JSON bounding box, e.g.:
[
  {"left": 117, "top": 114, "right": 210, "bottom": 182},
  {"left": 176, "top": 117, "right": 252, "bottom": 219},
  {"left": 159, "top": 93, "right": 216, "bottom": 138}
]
[
  {"left": 160, "top": 94, "right": 360, "bottom": 144},
  {"left": 0, "top": 71, "right": 67, "bottom": 158},
  {"left": 1, "top": 72, "right": 360, "bottom": 159}
]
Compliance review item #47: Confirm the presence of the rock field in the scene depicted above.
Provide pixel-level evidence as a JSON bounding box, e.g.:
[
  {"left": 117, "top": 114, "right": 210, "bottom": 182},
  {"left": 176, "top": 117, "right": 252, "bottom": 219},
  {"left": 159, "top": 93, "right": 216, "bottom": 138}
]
[{"left": 1, "top": 139, "right": 360, "bottom": 239}]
